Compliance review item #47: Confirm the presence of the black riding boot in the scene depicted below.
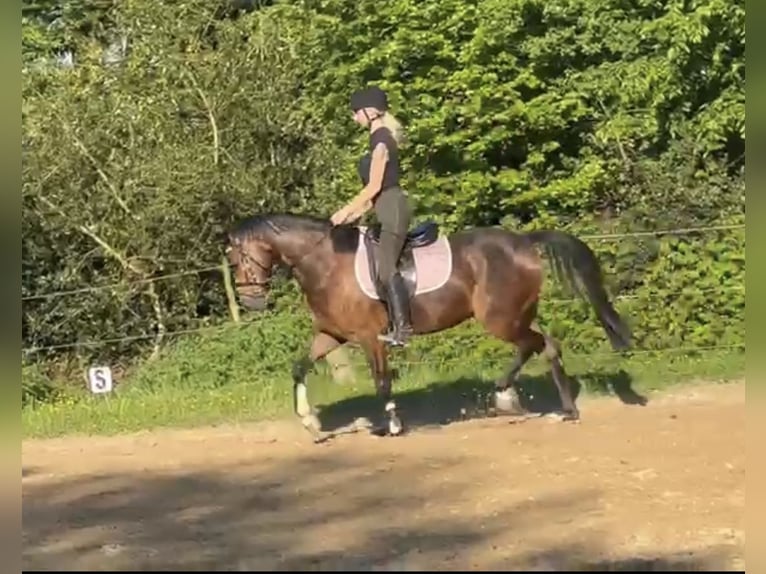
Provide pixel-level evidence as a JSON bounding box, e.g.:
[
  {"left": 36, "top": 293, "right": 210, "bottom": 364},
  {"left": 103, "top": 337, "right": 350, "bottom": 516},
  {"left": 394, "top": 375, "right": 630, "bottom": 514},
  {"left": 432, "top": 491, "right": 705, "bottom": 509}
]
[{"left": 378, "top": 272, "right": 413, "bottom": 346}]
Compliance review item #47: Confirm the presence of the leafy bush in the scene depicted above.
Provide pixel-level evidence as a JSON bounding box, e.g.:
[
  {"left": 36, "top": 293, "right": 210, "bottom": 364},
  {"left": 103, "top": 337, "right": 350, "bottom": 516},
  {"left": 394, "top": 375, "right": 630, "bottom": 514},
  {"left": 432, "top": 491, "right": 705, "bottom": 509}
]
[
  {"left": 21, "top": 0, "right": 745, "bottom": 404},
  {"left": 126, "top": 310, "right": 315, "bottom": 393},
  {"left": 22, "top": 363, "right": 60, "bottom": 407}
]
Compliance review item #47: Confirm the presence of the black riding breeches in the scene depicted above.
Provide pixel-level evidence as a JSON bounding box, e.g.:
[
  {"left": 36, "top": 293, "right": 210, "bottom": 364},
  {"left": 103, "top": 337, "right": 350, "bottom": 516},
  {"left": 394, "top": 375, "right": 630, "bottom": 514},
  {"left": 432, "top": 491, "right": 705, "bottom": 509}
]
[{"left": 373, "top": 187, "right": 412, "bottom": 283}]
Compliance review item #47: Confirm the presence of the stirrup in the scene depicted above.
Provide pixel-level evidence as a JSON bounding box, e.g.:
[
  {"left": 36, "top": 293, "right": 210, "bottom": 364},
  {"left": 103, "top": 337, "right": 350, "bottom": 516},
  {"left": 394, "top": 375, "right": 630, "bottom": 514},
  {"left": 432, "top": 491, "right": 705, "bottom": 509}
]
[
  {"left": 377, "top": 333, "right": 408, "bottom": 347},
  {"left": 377, "top": 328, "right": 412, "bottom": 347}
]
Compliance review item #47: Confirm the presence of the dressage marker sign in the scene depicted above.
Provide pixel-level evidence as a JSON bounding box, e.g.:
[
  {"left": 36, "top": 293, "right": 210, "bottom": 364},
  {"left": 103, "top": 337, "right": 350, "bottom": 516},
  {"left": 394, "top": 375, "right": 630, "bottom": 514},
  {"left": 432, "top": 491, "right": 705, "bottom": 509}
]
[{"left": 87, "top": 366, "right": 113, "bottom": 394}]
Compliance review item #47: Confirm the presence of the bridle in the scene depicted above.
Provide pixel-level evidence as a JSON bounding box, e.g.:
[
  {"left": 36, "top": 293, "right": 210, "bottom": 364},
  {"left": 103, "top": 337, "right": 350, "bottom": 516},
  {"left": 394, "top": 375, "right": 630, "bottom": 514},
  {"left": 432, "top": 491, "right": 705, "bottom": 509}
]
[
  {"left": 227, "top": 223, "right": 335, "bottom": 293},
  {"left": 235, "top": 251, "right": 272, "bottom": 292}
]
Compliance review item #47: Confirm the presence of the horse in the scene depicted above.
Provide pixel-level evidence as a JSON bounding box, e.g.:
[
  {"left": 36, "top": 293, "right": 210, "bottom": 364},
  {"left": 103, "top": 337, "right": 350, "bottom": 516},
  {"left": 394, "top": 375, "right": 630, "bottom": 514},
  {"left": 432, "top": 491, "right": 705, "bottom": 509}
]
[{"left": 225, "top": 213, "right": 632, "bottom": 442}]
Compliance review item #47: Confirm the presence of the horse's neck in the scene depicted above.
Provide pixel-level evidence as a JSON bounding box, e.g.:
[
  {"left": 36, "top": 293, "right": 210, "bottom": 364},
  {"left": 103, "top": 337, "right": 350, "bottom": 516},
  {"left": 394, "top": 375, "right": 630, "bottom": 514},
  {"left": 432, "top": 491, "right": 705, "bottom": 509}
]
[
  {"left": 280, "top": 229, "right": 334, "bottom": 290},
  {"left": 274, "top": 229, "right": 326, "bottom": 268}
]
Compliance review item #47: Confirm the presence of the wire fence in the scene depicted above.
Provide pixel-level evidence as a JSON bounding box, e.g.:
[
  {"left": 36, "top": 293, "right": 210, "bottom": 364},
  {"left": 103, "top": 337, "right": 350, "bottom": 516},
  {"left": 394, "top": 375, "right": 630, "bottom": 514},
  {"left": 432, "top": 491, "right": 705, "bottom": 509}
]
[
  {"left": 96, "top": 343, "right": 745, "bottom": 380},
  {"left": 201, "top": 342, "right": 747, "bottom": 376},
  {"left": 21, "top": 282, "right": 746, "bottom": 356},
  {"left": 21, "top": 223, "right": 745, "bottom": 303},
  {"left": 21, "top": 222, "right": 746, "bottom": 357},
  {"left": 21, "top": 265, "right": 224, "bottom": 302}
]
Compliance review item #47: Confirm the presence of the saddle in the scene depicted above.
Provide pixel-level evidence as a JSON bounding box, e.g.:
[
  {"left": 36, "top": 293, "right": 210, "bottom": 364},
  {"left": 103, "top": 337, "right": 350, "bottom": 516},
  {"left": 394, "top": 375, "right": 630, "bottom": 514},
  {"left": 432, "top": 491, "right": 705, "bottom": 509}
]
[
  {"left": 363, "top": 221, "right": 440, "bottom": 251},
  {"left": 361, "top": 220, "right": 440, "bottom": 301}
]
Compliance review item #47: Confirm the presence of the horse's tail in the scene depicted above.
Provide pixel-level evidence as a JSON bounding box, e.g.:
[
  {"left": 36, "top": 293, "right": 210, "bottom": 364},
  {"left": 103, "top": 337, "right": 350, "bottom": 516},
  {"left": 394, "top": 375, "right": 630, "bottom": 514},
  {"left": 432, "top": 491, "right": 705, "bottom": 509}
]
[{"left": 525, "top": 230, "right": 632, "bottom": 351}]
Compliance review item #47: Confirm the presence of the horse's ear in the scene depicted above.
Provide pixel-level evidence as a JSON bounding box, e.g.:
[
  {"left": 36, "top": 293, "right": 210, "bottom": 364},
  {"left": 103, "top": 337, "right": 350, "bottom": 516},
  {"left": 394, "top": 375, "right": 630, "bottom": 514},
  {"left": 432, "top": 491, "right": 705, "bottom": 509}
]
[{"left": 214, "top": 223, "right": 232, "bottom": 247}]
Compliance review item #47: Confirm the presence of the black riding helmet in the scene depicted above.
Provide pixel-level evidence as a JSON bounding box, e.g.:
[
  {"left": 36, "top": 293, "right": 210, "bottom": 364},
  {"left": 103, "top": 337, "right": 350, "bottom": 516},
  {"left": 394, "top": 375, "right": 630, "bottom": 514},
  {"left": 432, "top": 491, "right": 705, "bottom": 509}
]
[{"left": 350, "top": 85, "right": 388, "bottom": 112}]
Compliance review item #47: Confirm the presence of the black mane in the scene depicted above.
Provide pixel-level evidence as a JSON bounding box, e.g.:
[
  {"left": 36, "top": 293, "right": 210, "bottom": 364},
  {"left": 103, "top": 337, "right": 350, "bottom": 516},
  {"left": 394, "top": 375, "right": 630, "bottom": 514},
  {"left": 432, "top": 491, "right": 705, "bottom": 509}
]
[
  {"left": 228, "top": 212, "right": 360, "bottom": 253},
  {"left": 229, "top": 212, "right": 329, "bottom": 238}
]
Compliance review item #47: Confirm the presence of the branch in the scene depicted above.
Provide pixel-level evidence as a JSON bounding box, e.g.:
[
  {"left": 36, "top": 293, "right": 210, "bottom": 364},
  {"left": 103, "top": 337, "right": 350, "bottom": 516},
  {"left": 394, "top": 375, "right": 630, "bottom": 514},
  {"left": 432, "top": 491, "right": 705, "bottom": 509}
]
[
  {"left": 60, "top": 122, "right": 136, "bottom": 220},
  {"left": 185, "top": 69, "right": 220, "bottom": 166},
  {"left": 596, "top": 97, "right": 631, "bottom": 169},
  {"left": 37, "top": 195, "right": 166, "bottom": 358}
]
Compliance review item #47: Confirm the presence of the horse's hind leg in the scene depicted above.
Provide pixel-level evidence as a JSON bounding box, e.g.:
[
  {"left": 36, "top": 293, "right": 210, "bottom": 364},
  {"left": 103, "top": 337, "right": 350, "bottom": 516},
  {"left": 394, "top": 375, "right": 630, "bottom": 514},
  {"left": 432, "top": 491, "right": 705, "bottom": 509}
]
[
  {"left": 539, "top": 328, "right": 580, "bottom": 421},
  {"left": 292, "top": 332, "right": 344, "bottom": 442},
  {"left": 493, "top": 322, "right": 579, "bottom": 421},
  {"left": 493, "top": 329, "right": 543, "bottom": 414},
  {"left": 483, "top": 295, "right": 578, "bottom": 419},
  {"left": 481, "top": 296, "right": 543, "bottom": 415}
]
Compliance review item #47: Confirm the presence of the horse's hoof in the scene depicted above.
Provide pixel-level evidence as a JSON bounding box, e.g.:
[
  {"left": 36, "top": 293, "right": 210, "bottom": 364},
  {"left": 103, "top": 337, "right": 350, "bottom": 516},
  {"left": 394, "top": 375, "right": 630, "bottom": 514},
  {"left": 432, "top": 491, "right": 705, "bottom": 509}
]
[
  {"left": 388, "top": 415, "right": 404, "bottom": 436},
  {"left": 560, "top": 410, "right": 580, "bottom": 423},
  {"left": 312, "top": 433, "right": 332, "bottom": 444},
  {"left": 494, "top": 388, "right": 524, "bottom": 415},
  {"left": 301, "top": 413, "right": 325, "bottom": 441},
  {"left": 507, "top": 413, "right": 537, "bottom": 425}
]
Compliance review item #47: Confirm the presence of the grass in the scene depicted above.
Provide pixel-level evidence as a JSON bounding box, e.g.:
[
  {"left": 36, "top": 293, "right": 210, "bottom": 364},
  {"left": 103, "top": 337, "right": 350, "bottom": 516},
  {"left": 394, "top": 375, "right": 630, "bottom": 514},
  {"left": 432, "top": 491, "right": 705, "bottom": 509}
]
[{"left": 22, "top": 346, "right": 744, "bottom": 440}]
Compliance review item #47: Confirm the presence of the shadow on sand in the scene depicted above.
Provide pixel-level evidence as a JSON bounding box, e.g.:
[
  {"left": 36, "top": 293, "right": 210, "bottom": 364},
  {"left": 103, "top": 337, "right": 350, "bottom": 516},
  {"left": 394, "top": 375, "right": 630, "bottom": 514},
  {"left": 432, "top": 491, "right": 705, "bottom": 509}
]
[
  {"left": 23, "top": 448, "right": 736, "bottom": 571},
  {"left": 316, "top": 367, "right": 649, "bottom": 434}
]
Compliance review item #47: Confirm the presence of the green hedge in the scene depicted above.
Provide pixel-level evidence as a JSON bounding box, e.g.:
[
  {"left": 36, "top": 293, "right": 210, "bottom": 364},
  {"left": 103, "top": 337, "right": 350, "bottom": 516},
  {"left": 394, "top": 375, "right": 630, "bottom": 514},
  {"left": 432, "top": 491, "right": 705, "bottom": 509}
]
[{"left": 22, "top": 0, "right": 744, "bottom": 403}]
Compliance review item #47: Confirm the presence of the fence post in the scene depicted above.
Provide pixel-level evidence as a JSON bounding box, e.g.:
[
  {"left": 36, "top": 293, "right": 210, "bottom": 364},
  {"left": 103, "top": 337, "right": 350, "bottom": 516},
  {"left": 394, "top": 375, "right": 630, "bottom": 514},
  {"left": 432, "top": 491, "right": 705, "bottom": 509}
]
[{"left": 221, "top": 256, "right": 241, "bottom": 323}]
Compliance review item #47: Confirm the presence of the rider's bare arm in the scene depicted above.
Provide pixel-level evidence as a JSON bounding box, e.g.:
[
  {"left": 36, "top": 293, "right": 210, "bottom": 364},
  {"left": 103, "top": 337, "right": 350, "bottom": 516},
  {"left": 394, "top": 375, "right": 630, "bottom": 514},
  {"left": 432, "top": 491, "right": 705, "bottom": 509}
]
[{"left": 353, "top": 142, "right": 389, "bottom": 208}]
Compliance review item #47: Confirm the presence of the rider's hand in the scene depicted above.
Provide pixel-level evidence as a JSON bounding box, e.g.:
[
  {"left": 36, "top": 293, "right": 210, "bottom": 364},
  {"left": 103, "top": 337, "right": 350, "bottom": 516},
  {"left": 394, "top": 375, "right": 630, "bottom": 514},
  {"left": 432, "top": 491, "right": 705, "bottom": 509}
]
[{"left": 330, "top": 206, "right": 351, "bottom": 226}]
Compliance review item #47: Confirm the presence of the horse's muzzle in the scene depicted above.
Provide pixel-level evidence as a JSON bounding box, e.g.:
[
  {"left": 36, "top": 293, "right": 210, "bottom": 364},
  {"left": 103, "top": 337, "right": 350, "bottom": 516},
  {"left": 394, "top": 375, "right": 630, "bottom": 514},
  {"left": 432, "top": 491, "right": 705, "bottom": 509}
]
[{"left": 239, "top": 292, "right": 269, "bottom": 312}]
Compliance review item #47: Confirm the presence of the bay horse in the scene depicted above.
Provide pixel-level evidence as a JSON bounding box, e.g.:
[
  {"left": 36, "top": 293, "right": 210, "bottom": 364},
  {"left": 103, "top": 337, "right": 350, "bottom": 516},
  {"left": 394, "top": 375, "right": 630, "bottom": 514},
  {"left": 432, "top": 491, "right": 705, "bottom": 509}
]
[{"left": 225, "top": 213, "right": 631, "bottom": 442}]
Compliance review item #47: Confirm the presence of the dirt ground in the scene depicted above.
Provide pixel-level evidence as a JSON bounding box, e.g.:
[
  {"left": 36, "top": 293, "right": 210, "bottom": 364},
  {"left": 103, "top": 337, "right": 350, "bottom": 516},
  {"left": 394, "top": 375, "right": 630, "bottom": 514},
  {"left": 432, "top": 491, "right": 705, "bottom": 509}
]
[{"left": 22, "top": 380, "right": 745, "bottom": 571}]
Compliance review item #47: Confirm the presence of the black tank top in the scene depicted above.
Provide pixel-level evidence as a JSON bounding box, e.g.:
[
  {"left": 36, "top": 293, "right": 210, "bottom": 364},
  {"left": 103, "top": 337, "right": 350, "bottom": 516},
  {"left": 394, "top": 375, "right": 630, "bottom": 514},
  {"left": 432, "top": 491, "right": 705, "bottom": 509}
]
[{"left": 357, "top": 127, "right": 400, "bottom": 192}]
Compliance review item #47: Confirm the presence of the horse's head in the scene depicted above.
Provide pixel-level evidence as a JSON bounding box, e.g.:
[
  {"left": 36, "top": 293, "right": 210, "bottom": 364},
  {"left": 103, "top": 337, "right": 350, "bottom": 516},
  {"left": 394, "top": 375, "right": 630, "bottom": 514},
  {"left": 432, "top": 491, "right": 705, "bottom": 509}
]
[
  {"left": 225, "top": 212, "right": 348, "bottom": 312},
  {"left": 225, "top": 232, "right": 275, "bottom": 312}
]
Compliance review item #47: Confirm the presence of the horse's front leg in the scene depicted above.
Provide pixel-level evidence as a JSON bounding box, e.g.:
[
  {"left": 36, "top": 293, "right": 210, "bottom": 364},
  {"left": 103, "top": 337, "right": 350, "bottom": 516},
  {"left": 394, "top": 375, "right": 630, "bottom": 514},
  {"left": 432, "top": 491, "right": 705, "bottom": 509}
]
[
  {"left": 292, "top": 332, "right": 344, "bottom": 442},
  {"left": 366, "top": 341, "right": 403, "bottom": 436}
]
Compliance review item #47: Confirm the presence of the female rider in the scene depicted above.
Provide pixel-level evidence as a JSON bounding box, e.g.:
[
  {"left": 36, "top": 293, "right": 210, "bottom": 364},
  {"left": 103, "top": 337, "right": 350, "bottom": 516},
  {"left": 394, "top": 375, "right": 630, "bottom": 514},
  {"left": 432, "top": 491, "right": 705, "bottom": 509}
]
[{"left": 330, "top": 85, "right": 413, "bottom": 347}]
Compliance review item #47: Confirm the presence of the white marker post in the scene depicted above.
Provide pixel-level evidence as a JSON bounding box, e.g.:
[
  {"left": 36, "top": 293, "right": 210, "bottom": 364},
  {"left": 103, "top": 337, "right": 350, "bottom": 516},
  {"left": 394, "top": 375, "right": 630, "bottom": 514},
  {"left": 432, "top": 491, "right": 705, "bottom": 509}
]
[{"left": 87, "top": 366, "right": 114, "bottom": 395}]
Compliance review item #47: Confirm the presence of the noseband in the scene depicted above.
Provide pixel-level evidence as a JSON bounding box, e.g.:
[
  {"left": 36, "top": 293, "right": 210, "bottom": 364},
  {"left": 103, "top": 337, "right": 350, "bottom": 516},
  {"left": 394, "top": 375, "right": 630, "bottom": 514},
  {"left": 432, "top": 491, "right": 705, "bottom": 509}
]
[{"left": 226, "top": 245, "right": 272, "bottom": 292}]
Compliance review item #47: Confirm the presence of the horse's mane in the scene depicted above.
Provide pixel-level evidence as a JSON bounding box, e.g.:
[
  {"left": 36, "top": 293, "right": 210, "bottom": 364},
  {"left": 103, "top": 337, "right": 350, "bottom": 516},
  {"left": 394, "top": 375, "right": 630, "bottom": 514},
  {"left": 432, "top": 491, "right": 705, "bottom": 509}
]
[{"left": 228, "top": 212, "right": 360, "bottom": 253}]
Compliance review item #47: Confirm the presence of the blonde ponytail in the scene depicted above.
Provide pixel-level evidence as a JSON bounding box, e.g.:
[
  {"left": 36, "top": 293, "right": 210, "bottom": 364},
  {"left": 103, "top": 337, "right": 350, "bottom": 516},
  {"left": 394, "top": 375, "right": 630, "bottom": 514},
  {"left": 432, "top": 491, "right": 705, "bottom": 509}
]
[{"left": 381, "top": 111, "right": 406, "bottom": 145}]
